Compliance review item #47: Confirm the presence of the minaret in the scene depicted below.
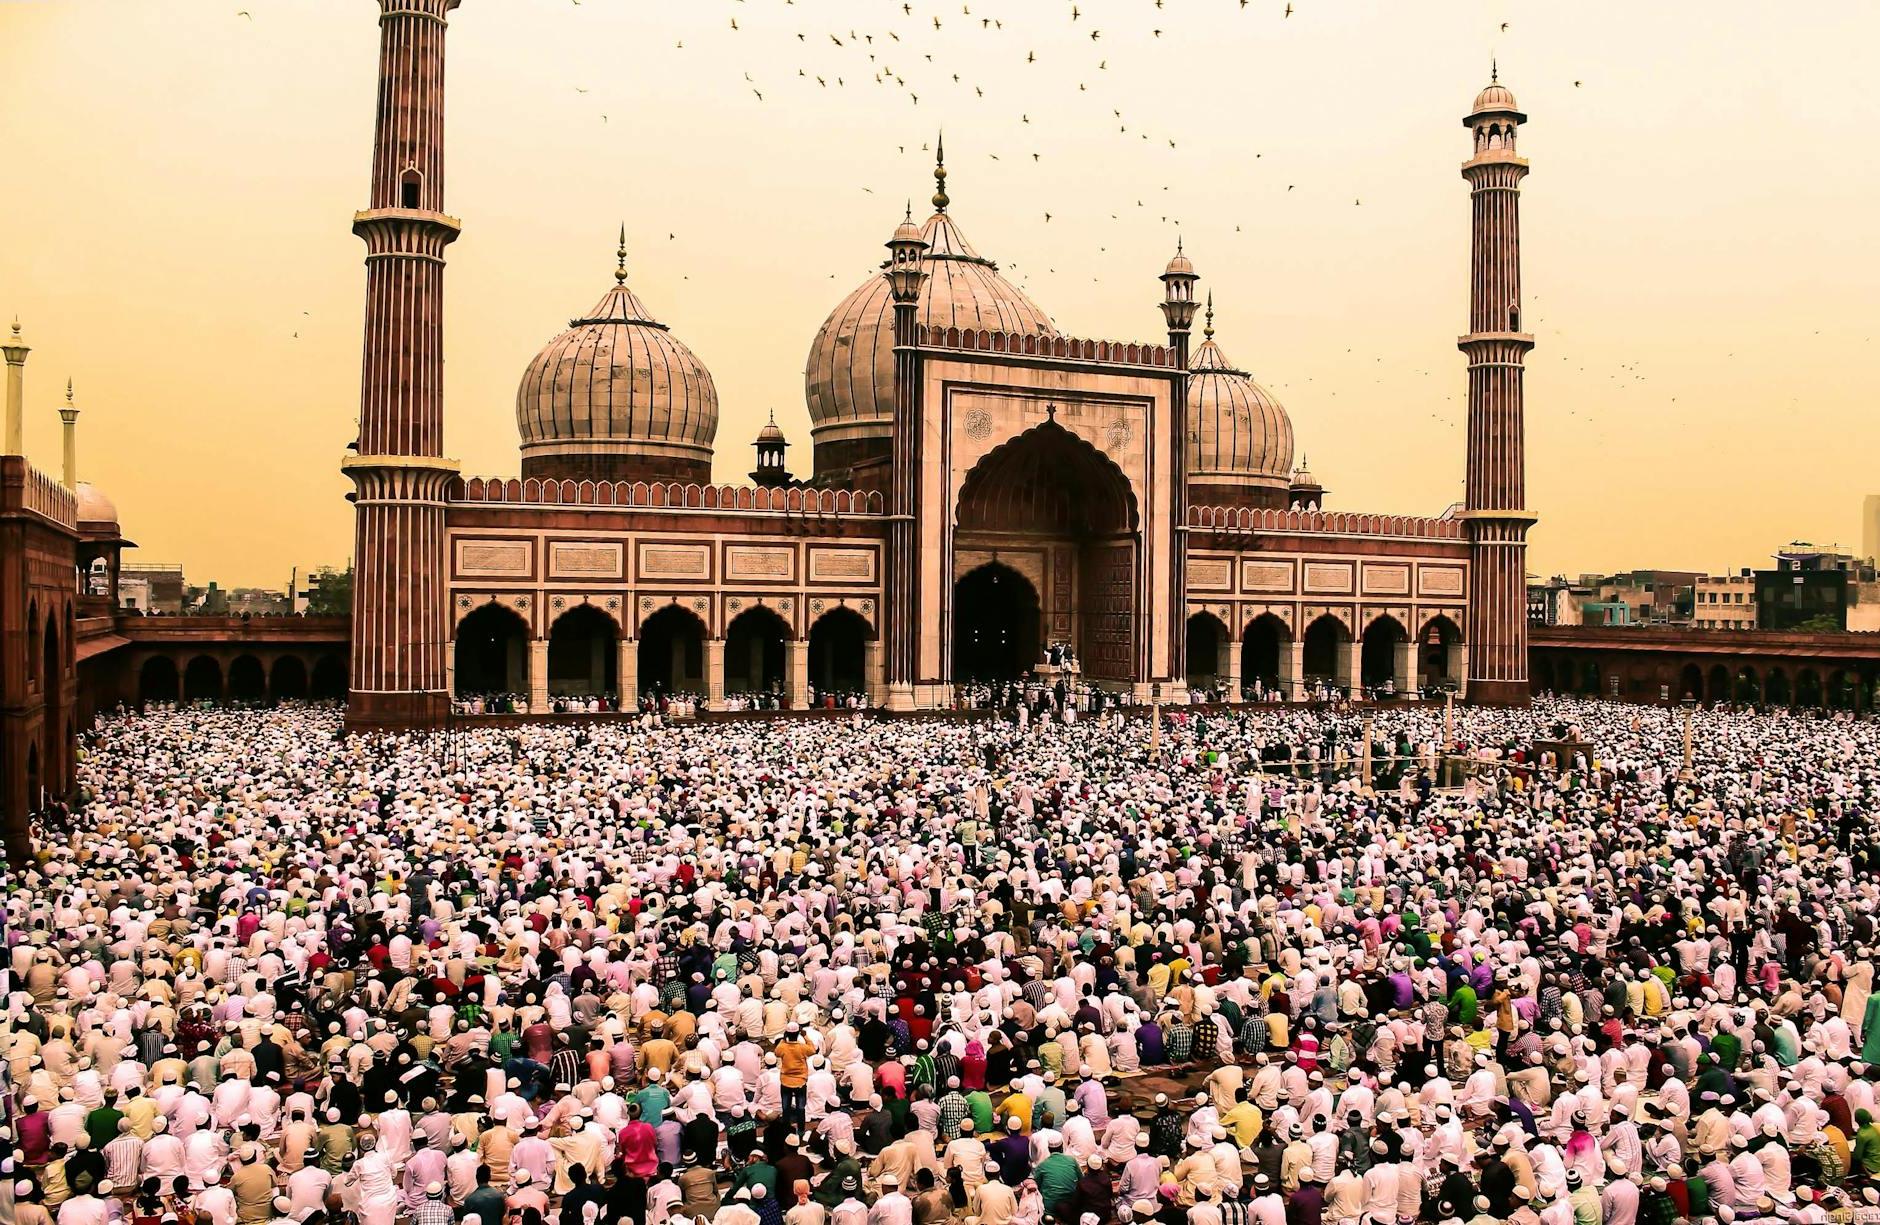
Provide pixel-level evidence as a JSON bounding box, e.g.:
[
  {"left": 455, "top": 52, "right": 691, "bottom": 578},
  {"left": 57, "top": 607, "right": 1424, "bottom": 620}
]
[
  {"left": 341, "top": 0, "right": 464, "bottom": 732},
  {"left": 884, "top": 202, "right": 929, "bottom": 710},
  {"left": 58, "top": 379, "right": 78, "bottom": 491},
  {"left": 750, "top": 409, "right": 790, "bottom": 487},
  {"left": 3, "top": 319, "right": 28, "bottom": 455},
  {"left": 1160, "top": 242, "right": 1198, "bottom": 695},
  {"left": 1459, "top": 68, "right": 1535, "bottom": 706}
]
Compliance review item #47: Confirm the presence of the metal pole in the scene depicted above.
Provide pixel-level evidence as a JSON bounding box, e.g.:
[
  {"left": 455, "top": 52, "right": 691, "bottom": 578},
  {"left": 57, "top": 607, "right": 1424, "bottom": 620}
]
[
  {"left": 1680, "top": 698, "right": 1696, "bottom": 782},
  {"left": 1150, "top": 681, "right": 1162, "bottom": 756},
  {"left": 1443, "top": 689, "right": 1456, "bottom": 788},
  {"left": 1361, "top": 707, "right": 1375, "bottom": 787}
]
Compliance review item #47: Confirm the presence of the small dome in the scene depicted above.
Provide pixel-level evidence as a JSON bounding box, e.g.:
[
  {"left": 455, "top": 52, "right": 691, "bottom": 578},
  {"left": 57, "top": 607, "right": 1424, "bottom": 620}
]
[
  {"left": 1163, "top": 247, "right": 1196, "bottom": 279},
  {"left": 1470, "top": 81, "right": 1520, "bottom": 115},
  {"left": 1187, "top": 317, "right": 1293, "bottom": 489},
  {"left": 517, "top": 239, "right": 718, "bottom": 478},
  {"left": 756, "top": 410, "right": 787, "bottom": 445},
  {"left": 891, "top": 214, "right": 925, "bottom": 246},
  {"left": 805, "top": 207, "right": 1057, "bottom": 443},
  {"left": 1290, "top": 461, "right": 1321, "bottom": 489},
  {"left": 74, "top": 481, "right": 118, "bottom": 526}
]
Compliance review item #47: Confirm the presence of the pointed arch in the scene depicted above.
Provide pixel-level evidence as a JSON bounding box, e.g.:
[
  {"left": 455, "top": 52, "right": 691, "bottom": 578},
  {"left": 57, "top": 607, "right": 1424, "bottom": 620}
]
[
  {"left": 1360, "top": 614, "right": 1409, "bottom": 688},
  {"left": 725, "top": 604, "right": 791, "bottom": 696},
  {"left": 455, "top": 602, "right": 529, "bottom": 697},
  {"left": 1301, "top": 613, "right": 1350, "bottom": 685},
  {"left": 955, "top": 418, "right": 1139, "bottom": 536},
  {"left": 1185, "top": 610, "right": 1231, "bottom": 690},
  {"left": 638, "top": 603, "right": 706, "bottom": 696},
  {"left": 808, "top": 605, "right": 874, "bottom": 702},
  {"left": 548, "top": 603, "right": 620, "bottom": 697}
]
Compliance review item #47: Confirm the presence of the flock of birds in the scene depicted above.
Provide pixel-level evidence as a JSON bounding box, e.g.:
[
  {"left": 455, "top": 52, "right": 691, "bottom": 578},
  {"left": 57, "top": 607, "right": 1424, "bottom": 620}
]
[{"left": 225, "top": 1, "right": 1705, "bottom": 463}]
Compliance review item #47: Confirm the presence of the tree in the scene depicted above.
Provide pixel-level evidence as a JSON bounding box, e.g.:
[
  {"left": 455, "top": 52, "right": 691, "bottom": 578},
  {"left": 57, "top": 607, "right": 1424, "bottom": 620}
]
[{"left": 305, "top": 566, "right": 353, "bottom": 617}]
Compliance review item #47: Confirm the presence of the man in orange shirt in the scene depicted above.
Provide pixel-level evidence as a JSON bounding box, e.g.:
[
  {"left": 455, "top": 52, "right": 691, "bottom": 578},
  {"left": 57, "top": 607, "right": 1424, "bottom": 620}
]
[{"left": 776, "top": 1023, "right": 815, "bottom": 1129}]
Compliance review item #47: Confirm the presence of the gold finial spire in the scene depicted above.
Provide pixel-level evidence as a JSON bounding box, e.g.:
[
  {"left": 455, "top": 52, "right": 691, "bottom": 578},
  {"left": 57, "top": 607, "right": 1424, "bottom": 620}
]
[
  {"left": 933, "top": 131, "right": 949, "bottom": 213},
  {"left": 1204, "top": 291, "right": 1214, "bottom": 339},
  {"left": 614, "top": 223, "right": 629, "bottom": 284},
  {"left": 66, "top": 377, "right": 74, "bottom": 403},
  {"left": 1491, "top": 58, "right": 1498, "bottom": 85}
]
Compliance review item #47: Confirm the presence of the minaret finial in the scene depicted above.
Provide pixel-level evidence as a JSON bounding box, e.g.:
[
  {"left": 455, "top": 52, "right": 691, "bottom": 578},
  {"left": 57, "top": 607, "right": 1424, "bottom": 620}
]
[
  {"left": 1204, "top": 291, "right": 1214, "bottom": 339},
  {"left": 933, "top": 131, "right": 949, "bottom": 213},
  {"left": 10, "top": 317, "right": 19, "bottom": 339},
  {"left": 66, "top": 377, "right": 73, "bottom": 402},
  {"left": 768, "top": 407, "right": 777, "bottom": 426},
  {"left": 615, "top": 224, "right": 630, "bottom": 284},
  {"left": 1491, "top": 58, "right": 1498, "bottom": 84}
]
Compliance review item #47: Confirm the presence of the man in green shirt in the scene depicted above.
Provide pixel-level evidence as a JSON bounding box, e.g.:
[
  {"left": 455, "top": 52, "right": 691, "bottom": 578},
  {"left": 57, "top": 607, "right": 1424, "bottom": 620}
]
[
  {"left": 965, "top": 1088, "right": 995, "bottom": 1136},
  {"left": 1567, "top": 1170, "right": 1601, "bottom": 1225},
  {"left": 1032, "top": 1138, "right": 1080, "bottom": 1216},
  {"left": 1853, "top": 1108, "right": 1880, "bottom": 1179}
]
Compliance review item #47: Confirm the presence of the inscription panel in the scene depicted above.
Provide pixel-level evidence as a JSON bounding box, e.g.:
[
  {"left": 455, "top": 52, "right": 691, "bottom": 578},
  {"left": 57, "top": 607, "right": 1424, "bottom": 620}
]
[
  {"left": 549, "top": 541, "right": 623, "bottom": 580},
  {"left": 1419, "top": 565, "right": 1466, "bottom": 596},
  {"left": 809, "top": 546, "right": 878, "bottom": 584},
  {"left": 1188, "top": 557, "right": 1233, "bottom": 592},
  {"left": 1303, "top": 562, "right": 1355, "bottom": 594},
  {"left": 638, "top": 542, "right": 711, "bottom": 581},
  {"left": 1362, "top": 563, "right": 1411, "bottom": 596},
  {"left": 725, "top": 545, "right": 795, "bottom": 582},
  {"left": 456, "top": 539, "right": 533, "bottom": 579},
  {"left": 1242, "top": 560, "right": 1295, "bottom": 593}
]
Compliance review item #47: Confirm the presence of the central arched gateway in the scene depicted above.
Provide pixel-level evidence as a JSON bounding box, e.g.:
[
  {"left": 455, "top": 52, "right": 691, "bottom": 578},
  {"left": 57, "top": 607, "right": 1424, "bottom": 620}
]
[{"left": 950, "top": 419, "right": 1141, "bottom": 687}]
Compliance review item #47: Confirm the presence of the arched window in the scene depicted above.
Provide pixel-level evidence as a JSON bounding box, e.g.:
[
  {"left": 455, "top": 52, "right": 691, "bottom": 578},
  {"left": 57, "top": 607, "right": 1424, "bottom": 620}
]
[{"left": 27, "top": 601, "right": 40, "bottom": 686}]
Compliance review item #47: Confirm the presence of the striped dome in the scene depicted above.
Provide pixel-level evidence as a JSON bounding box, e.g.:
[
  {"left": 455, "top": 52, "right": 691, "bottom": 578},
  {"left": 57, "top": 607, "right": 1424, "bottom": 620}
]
[
  {"left": 1187, "top": 320, "right": 1294, "bottom": 491},
  {"left": 516, "top": 251, "right": 717, "bottom": 474},
  {"left": 1471, "top": 81, "right": 1519, "bottom": 114},
  {"left": 804, "top": 209, "right": 1056, "bottom": 444}
]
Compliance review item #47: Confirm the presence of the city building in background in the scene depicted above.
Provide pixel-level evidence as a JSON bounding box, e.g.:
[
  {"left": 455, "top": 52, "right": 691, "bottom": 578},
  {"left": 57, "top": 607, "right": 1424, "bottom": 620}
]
[
  {"left": 1694, "top": 569, "right": 1757, "bottom": 630},
  {"left": 1757, "top": 544, "right": 1878, "bottom": 632},
  {"left": 120, "top": 562, "right": 185, "bottom": 615},
  {"left": 1530, "top": 571, "right": 1697, "bottom": 627}
]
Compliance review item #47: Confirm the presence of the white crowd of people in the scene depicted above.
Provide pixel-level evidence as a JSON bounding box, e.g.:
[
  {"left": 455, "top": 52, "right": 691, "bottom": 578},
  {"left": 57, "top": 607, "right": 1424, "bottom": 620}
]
[{"left": 7, "top": 697, "right": 1880, "bottom": 1225}]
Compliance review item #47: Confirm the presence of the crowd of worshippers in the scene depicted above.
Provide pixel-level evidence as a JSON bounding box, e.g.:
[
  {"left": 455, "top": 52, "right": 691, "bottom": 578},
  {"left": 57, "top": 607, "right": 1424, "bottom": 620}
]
[{"left": 8, "top": 696, "right": 1880, "bottom": 1225}]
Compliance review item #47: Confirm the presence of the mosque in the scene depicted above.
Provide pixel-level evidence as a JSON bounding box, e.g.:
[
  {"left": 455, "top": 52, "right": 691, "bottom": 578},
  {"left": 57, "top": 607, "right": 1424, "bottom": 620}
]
[{"left": 341, "top": 0, "right": 1535, "bottom": 729}]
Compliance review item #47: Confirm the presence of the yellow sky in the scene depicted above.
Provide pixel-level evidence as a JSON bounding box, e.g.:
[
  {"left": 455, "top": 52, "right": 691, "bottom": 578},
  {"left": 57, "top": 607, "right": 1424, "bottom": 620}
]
[{"left": 3, "top": 1, "right": 1876, "bottom": 588}]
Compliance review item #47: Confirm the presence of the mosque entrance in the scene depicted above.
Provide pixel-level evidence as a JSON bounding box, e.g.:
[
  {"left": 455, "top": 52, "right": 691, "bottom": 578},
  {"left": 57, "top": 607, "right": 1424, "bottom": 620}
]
[
  {"left": 548, "top": 605, "right": 619, "bottom": 697},
  {"left": 725, "top": 605, "right": 789, "bottom": 699},
  {"left": 808, "top": 608, "right": 871, "bottom": 699},
  {"left": 1420, "top": 615, "right": 1463, "bottom": 689},
  {"left": 1185, "top": 613, "right": 1230, "bottom": 691},
  {"left": 455, "top": 603, "right": 529, "bottom": 698},
  {"left": 951, "top": 419, "right": 1140, "bottom": 685},
  {"left": 953, "top": 563, "right": 1041, "bottom": 682},
  {"left": 140, "top": 656, "right": 180, "bottom": 704},
  {"left": 637, "top": 605, "right": 705, "bottom": 697}
]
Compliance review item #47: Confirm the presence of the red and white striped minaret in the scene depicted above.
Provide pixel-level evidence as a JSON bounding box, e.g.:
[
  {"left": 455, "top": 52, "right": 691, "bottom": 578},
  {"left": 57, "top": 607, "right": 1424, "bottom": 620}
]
[
  {"left": 883, "top": 195, "right": 930, "bottom": 712},
  {"left": 1459, "top": 69, "right": 1535, "bottom": 706},
  {"left": 342, "top": 0, "right": 463, "bottom": 732}
]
